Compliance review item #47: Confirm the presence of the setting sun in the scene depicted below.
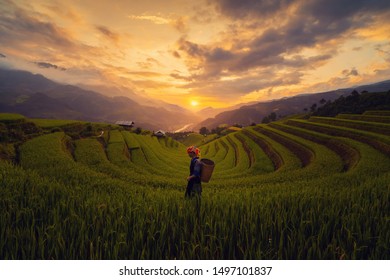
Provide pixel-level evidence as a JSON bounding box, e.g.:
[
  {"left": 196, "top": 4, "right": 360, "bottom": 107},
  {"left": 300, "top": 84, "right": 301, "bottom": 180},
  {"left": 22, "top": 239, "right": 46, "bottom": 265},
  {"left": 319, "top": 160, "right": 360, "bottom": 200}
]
[
  {"left": 0, "top": 1, "right": 389, "bottom": 109},
  {"left": 191, "top": 100, "right": 199, "bottom": 107}
]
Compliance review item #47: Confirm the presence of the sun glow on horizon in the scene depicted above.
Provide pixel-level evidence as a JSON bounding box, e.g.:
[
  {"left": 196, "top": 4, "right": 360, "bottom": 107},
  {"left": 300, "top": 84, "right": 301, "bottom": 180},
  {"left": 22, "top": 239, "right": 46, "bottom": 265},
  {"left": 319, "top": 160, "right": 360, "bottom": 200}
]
[
  {"left": 1, "top": 0, "right": 390, "bottom": 110},
  {"left": 190, "top": 100, "right": 199, "bottom": 107}
]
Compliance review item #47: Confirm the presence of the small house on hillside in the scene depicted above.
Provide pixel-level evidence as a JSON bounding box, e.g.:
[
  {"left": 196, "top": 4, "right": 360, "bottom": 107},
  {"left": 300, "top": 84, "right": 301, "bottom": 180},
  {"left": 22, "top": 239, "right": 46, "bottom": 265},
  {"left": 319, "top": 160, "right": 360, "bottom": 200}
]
[
  {"left": 153, "top": 130, "right": 166, "bottom": 137},
  {"left": 115, "top": 120, "right": 134, "bottom": 127}
]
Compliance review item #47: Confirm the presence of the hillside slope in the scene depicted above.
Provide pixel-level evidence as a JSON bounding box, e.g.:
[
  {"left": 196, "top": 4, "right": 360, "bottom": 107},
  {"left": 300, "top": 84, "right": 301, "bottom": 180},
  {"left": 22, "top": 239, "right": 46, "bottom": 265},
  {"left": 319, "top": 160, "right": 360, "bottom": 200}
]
[
  {"left": 1, "top": 111, "right": 390, "bottom": 259},
  {"left": 0, "top": 69, "right": 200, "bottom": 131},
  {"left": 197, "top": 81, "right": 390, "bottom": 129}
]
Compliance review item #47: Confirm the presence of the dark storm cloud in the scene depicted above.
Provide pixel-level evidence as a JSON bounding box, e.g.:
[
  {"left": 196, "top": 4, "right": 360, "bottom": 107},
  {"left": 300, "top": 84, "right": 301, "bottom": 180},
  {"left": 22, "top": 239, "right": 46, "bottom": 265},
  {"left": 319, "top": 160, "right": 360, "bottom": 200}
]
[
  {"left": 349, "top": 69, "right": 359, "bottom": 76},
  {"left": 176, "top": 0, "right": 390, "bottom": 84},
  {"left": 34, "top": 62, "right": 66, "bottom": 71},
  {"left": 178, "top": 37, "right": 206, "bottom": 58},
  {"left": 220, "top": 0, "right": 387, "bottom": 71},
  {"left": 137, "top": 57, "right": 163, "bottom": 69},
  {"left": 172, "top": 51, "right": 181, "bottom": 58},
  {"left": 0, "top": 5, "right": 75, "bottom": 48},
  {"left": 182, "top": 70, "right": 304, "bottom": 98},
  {"left": 297, "top": 0, "right": 390, "bottom": 21},
  {"left": 214, "top": 0, "right": 390, "bottom": 20},
  {"left": 170, "top": 72, "right": 193, "bottom": 81},
  {"left": 0, "top": 0, "right": 128, "bottom": 70},
  {"left": 208, "top": 47, "right": 235, "bottom": 61},
  {"left": 375, "top": 43, "right": 390, "bottom": 62},
  {"left": 176, "top": 34, "right": 332, "bottom": 80},
  {"left": 213, "top": 0, "right": 295, "bottom": 19},
  {"left": 96, "top": 25, "right": 120, "bottom": 42},
  {"left": 342, "top": 68, "right": 359, "bottom": 76},
  {"left": 215, "top": 0, "right": 390, "bottom": 55}
]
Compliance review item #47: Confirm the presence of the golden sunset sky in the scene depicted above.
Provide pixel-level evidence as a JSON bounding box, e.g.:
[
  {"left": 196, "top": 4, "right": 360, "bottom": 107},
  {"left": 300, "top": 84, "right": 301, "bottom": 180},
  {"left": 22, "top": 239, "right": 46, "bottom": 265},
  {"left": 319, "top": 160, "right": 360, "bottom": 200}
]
[{"left": 1, "top": 0, "right": 390, "bottom": 109}]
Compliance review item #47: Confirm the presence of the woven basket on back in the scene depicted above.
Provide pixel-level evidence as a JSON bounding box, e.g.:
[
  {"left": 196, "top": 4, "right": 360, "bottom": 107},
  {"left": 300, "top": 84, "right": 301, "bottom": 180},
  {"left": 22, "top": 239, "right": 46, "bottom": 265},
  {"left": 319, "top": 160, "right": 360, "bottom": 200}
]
[{"left": 200, "top": 158, "right": 215, "bottom": 183}]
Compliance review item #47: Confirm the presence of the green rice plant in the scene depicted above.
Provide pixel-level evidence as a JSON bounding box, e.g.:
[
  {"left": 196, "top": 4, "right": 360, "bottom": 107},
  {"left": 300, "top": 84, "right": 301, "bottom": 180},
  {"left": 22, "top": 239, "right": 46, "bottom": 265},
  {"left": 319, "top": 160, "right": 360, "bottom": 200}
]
[
  {"left": 2, "top": 149, "right": 390, "bottom": 260},
  {"left": 0, "top": 113, "right": 25, "bottom": 123},
  {"left": 30, "top": 119, "right": 82, "bottom": 128},
  {"left": 253, "top": 125, "right": 314, "bottom": 168},
  {"left": 121, "top": 132, "right": 188, "bottom": 176},
  {"left": 363, "top": 110, "right": 390, "bottom": 116},
  {"left": 213, "top": 139, "right": 227, "bottom": 161},
  {"left": 106, "top": 130, "right": 131, "bottom": 166},
  {"left": 121, "top": 131, "right": 140, "bottom": 149},
  {"left": 74, "top": 138, "right": 183, "bottom": 189},
  {"left": 285, "top": 119, "right": 390, "bottom": 156},
  {"left": 336, "top": 113, "right": 390, "bottom": 124},
  {"left": 310, "top": 116, "right": 390, "bottom": 135},
  {"left": 211, "top": 137, "right": 236, "bottom": 175},
  {"left": 269, "top": 122, "right": 360, "bottom": 171},
  {"left": 236, "top": 132, "right": 278, "bottom": 175},
  {"left": 243, "top": 127, "right": 302, "bottom": 173},
  {"left": 180, "top": 133, "right": 205, "bottom": 147},
  {"left": 201, "top": 140, "right": 219, "bottom": 158},
  {"left": 136, "top": 134, "right": 188, "bottom": 171},
  {"left": 212, "top": 134, "right": 247, "bottom": 178},
  {"left": 237, "top": 132, "right": 279, "bottom": 174},
  {"left": 1, "top": 113, "right": 390, "bottom": 260},
  {"left": 258, "top": 125, "right": 344, "bottom": 174},
  {"left": 215, "top": 133, "right": 274, "bottom": 179}
]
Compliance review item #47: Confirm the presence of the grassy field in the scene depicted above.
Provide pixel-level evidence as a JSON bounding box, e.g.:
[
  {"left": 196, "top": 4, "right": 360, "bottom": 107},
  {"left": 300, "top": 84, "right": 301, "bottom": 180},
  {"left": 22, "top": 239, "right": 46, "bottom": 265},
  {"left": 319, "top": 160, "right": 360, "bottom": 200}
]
[
  {"left": 179, "top": 132, "right": 218, "bottom": 147},
  {"left": 0, "top": 113, "right": 25, "bottom": 122},
  {"left": 0, "top": 112, "right": 389, "bottom": 259}
]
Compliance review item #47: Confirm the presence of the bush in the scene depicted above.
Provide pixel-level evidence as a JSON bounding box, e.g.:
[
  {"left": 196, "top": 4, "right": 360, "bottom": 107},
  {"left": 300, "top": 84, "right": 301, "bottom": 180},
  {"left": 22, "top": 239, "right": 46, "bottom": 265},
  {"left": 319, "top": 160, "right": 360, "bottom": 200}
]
[
  {"left": 134, "top": 127, "right": 142, "bottom": 134},
  {"left": 51, "top": 127, "right": 63, "bottom": 133}
]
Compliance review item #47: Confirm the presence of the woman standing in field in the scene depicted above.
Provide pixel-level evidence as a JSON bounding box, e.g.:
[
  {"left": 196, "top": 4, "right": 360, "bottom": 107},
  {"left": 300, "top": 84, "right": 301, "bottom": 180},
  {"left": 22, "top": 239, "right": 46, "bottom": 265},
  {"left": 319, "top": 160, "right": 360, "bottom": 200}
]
[{"left": 185, "top": 146, "right": 202, "bottom": 198}]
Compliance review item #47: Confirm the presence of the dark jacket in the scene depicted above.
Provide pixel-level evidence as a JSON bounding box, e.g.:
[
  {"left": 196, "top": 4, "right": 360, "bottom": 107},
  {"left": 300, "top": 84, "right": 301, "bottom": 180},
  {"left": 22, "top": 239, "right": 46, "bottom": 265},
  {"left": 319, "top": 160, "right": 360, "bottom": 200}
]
[
  {"left": 189, "top": 157, "right": 202, "bottom": 183},
  {"left": 185, "top": 157, "right": 202, "bottom": 197}
]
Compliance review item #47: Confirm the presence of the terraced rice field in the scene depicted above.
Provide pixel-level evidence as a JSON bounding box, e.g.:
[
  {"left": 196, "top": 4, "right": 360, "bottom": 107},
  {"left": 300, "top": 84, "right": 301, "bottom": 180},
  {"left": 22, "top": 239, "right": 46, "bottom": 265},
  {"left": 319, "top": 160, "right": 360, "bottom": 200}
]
[{"left": 0, "top": 111, "right": 389, "bottom": 259}]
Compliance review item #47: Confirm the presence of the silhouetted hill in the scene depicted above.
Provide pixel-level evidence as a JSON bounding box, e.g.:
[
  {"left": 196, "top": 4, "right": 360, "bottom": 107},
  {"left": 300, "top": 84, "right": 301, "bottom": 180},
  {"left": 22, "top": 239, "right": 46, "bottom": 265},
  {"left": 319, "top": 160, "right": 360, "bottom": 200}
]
[
  {"left": 196, "top": 81, "right": 390, "bottom": 129},
  {"left": 314, "top": 90, "right": 390, "bottom": 116},
  {"left": 0, "top": 69, "right": 200, "bottom": 131},
  {"left": 6, "top": 92, "right": 82, "bottom": 119},
  {"left": 2, "top": 68, "right": 389, "bottom": 131}
]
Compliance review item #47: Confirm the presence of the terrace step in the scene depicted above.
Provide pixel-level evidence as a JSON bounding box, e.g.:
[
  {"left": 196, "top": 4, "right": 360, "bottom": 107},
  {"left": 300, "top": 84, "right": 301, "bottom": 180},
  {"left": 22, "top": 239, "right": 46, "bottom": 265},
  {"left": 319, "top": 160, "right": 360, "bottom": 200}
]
[
  {"left": 253, "top": 126, "right": 314, "bottom": 168},
  {"left": 309, "top": 117, "right": 390, "bottom": 135},
  {"left": 285, "top": 119, "right": 390, "bottom": 157},
  {"left": 336, "top": 114, "right": 390, "bottom": 124},
  {"left": 269, "top": 122, "right": 360, "bottom": 172}
]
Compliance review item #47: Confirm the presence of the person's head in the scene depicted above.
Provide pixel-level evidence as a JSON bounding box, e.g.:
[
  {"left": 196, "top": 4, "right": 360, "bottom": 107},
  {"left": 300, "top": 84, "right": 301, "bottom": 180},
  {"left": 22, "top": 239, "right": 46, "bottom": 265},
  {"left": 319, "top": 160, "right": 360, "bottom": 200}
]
[{"left": 187, "top": 146, "right": 200, "bottom": 158}]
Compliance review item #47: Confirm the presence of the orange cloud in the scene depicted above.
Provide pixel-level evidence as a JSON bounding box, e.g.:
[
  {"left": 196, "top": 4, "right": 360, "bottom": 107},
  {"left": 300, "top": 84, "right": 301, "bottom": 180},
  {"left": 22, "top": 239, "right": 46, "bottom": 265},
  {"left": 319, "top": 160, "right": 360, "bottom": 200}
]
[{"left": 1, "top": 0, "right": 390, "bottom": 109}]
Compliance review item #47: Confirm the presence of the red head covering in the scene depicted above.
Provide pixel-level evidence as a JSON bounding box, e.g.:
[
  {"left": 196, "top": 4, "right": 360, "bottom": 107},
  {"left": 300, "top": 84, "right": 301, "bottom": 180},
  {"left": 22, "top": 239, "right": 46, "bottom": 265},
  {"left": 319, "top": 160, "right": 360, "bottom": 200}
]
[{"left": 186, "top": 146, "right": 200, "bottom": 156}]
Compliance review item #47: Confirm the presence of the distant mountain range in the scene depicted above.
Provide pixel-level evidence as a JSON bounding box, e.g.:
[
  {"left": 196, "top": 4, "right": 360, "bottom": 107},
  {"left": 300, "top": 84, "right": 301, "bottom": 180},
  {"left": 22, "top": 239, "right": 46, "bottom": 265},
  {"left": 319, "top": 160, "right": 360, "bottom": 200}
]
[
  {"left": 196, "top": 101, "right": 259, "bottom": 120},
  {"left": 0, "top": 69, "right": 200, "bottom": 131},
  {"left": 196, "top": 80, "right": 390, "bottom": 129},
  {"left": 1, "top": 68, "right": 389, "bottom": 131}
]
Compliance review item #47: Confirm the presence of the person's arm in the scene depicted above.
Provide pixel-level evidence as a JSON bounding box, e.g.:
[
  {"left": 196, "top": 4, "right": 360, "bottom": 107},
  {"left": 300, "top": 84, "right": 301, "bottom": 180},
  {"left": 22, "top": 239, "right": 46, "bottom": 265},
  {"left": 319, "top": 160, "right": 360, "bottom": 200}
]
[
  {"left": 193, "top": 159, "right": 202, "bottom": 178},
  {"left": 187, "top": 159, "right": 202, "bottom": 181}
]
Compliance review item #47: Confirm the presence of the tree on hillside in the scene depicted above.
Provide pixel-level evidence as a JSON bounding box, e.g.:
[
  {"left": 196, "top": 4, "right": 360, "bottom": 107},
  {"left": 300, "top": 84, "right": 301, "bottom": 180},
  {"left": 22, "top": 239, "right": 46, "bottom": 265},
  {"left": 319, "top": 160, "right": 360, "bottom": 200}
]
[
  {"left": 314, "top": 90, "right": 390, "bottom": 116},
  {"left": 134, "top": 127, "right": 142, "bottom": 134},
  {"left": 211, "top": 126, "right": 225, "bottom": 135},
  {"left": 269, "top": 112, "right": 277, "bottom": 122},
  {"left": 199, "top": 127, "right": 210, "bottom": 135},
  {"left": 261, "top": 116, "right": 270, "bottom": 124},
  {"left": 262, "top": 112, "right": 277, "bottom": 123}
]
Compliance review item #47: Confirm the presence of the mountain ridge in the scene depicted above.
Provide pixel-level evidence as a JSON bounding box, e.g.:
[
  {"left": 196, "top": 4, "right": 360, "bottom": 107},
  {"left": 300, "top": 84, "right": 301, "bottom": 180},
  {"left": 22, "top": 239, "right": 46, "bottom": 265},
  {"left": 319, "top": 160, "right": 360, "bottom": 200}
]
[
  {"left": 1, "top": 68, "right": 390, "bottom": 131},
  {"left": 0, "top": 68, "right": 200, "bottom": 131},
  {"left": 195, "top": 81, "right": 390, "bottom": 129}
]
